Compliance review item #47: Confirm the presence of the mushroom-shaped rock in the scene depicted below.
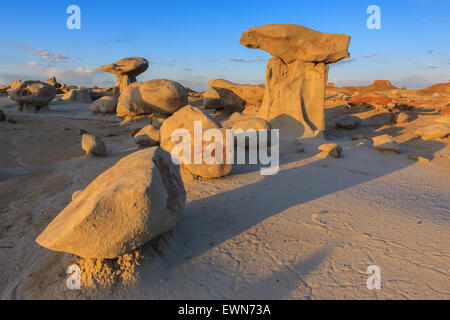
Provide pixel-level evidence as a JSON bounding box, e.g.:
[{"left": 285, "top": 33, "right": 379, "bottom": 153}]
[
  {"left": 240, "top": 24, "right": 351, "bottom": 137},
  {"left": 36, "top": 147, "right": 186, "bottom": 259},
  {"left": 240, "top": 24, "right": 350, "bottom": 64},
  {"left": 9, "top": 80, "right": 56, "bottom": 112},
  {"left": 99, "top": 57, "right": 149, "bottom": 94}
]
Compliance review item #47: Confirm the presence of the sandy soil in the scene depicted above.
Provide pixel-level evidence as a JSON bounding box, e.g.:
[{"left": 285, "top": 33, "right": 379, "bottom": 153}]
[{"left": 0, "top": 94, "right": 449, "bottom": 300}]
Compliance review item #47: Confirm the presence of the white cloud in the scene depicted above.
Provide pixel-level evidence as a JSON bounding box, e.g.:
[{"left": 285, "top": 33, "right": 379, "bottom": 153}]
[
  {"left": 227, "top": 57, "right": 267, "bottom": 63},
  {"left": 26, "top": 60, "right": 38, "bottom": 67},
  {"left": 13, "top": 42, "right": 70, "bottom": 64}
]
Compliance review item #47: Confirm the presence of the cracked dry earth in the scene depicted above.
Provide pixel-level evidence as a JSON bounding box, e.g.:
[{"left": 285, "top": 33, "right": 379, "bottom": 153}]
[{"left": 0, "top": 99, "right": 449, "bottom": 299}]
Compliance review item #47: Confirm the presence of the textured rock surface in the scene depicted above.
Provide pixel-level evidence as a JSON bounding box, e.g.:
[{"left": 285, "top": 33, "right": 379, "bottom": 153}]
[
  {"left": 160, "top": 105, "right": 232, "bottom": 179},
  {"left": 9, "top": 80, "right": 56, "bottom": 111},
  {"left": 99, "top": 57, "right": 149, "bottom": 93},
  {"left": 257, "top": 58, "right": 329, "bottom": 136},
  {"left": 117, "top": 80, "right": 188, "bottom": 118},
  {"left": 36, "top": 147, "right": 186, "bottom": 258}
]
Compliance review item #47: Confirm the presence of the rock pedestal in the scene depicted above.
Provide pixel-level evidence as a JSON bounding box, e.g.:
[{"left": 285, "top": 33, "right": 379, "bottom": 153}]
[
  {"left": 99, "top": 57, "right": 149, "bottom": 94},
  {"left": 240, "top": 24, "right": 351, "bottom": 137}
]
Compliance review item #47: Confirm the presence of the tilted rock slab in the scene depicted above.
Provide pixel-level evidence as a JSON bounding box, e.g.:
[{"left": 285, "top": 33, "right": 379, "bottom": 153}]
[
  {"left": 99, "top": 57, "right": 149, "bottom": 94},
  {"left": 240, "top": 24, "right": 351, "bottom": 137},
  {"left": 208, "top": 79, "right": 265, "bottom": 109},
  {"left": 36, "top": 147, "right": 186, "bottom": 259}
]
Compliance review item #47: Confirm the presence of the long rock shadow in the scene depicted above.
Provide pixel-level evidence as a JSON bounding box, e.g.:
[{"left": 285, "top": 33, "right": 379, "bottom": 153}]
[{"left": 140, "top": 137, "right": 445, "bottom": 289}]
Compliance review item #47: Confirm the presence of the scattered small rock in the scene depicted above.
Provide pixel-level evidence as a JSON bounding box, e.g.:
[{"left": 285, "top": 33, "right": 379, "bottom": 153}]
[
  {"left": 0, "top": 109, "right": 5, "bottom": 121},
  {"left": 81, "top": 134, "right": 107, "bottom": 156},
  {"left": 372, "top": 134, "right": 400, "bottom": 153},
  {"left": 408, "top": 154, "right": 430, "bottom": 163},
  {"left": 318, "top": 143, "right": 342, "bottom": 158},
  {"left": 7, "top": 118, "right": 17, "bottom": 124},
  {"left": 134, "top": 125, "right": 160, "bottom": 147}
]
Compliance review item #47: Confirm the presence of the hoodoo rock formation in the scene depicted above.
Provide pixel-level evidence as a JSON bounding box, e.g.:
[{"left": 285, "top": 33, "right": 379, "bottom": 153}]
[
  {"left": 240, "top": 24, "right": 351, "bottom": 137},
  {"left": 99, "top": 57, "right": 149, "bottom": 94}
]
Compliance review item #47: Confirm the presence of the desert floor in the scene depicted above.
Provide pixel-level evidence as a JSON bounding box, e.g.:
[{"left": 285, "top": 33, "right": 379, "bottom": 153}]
[{"left": 0, "top": 94, "right": 449, "bottom": 300}]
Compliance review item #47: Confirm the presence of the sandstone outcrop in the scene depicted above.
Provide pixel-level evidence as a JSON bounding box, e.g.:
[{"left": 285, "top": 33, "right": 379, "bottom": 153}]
[
  {"left": 240, "top": 24, "right": 351, "bottom": 137},
  {"left": 99, "top": 57, "right": 149, "bottom": 94},
  {"left": 36, "top": 147, "right": 186, "bottom": 258},
  {"left": 208, "top": 79, "right": 265, "bottom": 110},
  {"left": 9, "top": 80, "right": 56, "bottom": 112}
]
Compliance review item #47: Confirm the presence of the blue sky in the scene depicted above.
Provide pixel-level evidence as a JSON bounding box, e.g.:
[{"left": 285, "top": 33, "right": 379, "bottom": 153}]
[{"left": 0, "top": 0, "right": 448, "bottom": 90}]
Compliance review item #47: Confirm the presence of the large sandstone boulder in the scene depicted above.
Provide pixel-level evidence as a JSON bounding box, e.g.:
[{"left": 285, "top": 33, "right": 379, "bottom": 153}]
[
  {"left": 160, "top": 105, "right": 232, "bottom": 179},
  {"left": 91, "top": 96, "right": 117, "bottom": 114},
  {"left": 36, "top": 147, "right": 186, "bottom": 259},
  {"left": 208, "top": 79, "right": 265, "bottom": 109},
  {"left": 240, "top": 24, "right": 351, "bottom": 137},
  {"left": 117, "top": 80, "right": 188, "bottom": 119},
  {"left": 99, "top": 57, "right": 149, "bottom": 94},
  {"left": 9, "top": 80, "right": 56, "bottom": 112}
]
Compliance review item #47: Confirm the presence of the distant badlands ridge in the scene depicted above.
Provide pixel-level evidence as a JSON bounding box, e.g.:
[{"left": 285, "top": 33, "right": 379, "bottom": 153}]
[
  {"left": 1, "top": 79, "right": 450, "bottom": 96},
  {"left": 327, "top": 80, "right": 450, "bottom": 95}
]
